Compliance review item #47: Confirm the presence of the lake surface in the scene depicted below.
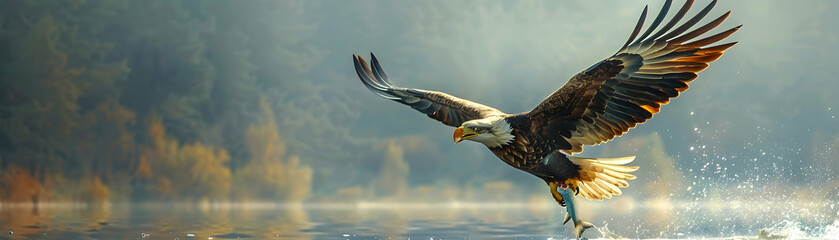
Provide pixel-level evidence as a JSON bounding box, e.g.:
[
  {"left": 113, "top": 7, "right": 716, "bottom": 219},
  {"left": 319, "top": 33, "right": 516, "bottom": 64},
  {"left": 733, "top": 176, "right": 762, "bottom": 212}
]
[{"left": 1, "top": 201, "right": 837, "bottom": 239}]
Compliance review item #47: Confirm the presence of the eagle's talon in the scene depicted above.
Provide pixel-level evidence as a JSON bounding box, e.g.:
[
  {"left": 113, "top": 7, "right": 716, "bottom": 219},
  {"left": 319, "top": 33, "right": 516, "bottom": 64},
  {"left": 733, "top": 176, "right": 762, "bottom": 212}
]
[
  {"left": 549, "top": 182, "right": 567, "bottom": 207},
  {"left": 563, "top": 179, "right": 580, "bottom": 196}
]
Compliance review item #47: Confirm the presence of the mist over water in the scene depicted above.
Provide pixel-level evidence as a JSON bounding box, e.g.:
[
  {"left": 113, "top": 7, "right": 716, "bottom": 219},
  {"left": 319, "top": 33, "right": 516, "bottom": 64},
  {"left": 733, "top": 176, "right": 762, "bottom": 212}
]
[{"left": 0, "top": 202, "right": 837, "bottom": 239}]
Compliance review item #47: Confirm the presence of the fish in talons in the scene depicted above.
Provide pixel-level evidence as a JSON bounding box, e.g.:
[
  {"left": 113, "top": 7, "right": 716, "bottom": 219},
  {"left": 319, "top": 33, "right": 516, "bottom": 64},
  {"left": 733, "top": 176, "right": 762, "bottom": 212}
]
[{"left": 559, "top": 184, "right": 594, "bottom": 240}]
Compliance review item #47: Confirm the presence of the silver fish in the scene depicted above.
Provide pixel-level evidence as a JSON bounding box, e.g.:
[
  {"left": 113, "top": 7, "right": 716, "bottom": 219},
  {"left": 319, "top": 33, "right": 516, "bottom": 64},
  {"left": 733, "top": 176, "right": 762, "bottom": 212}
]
[{"left": 558, "top": 184, "right": 594, "bottom": 240}]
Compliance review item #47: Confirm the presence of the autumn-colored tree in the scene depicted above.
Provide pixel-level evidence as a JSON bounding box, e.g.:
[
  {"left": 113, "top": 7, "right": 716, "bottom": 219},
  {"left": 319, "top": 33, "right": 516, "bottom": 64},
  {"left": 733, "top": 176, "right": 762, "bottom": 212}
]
[
  {"left": 234, "top": 98, "right": 312, "bottom": 202},
  {"left": 0, "top": 14, "right": 87, "bottom": 203},
  {"left": 370, "top": 142, "right": 409, "bottom": 198},
  {"left": 137, "top": 115, "right": 232, "bottom": 201},
  {"left": 0, "top": 167, "right": 43, "bottom": 203},
  {"left": 74, "top": 100, "right": 136, "bottom": 200},
  {"left": 0, "top": 0, "right": 339, "bottom": 203},
  {"left": 181, "top": 142, "right": 232, "bottom": 200},
  {"left": 0, "top": 0, "right": 140, "bottom": 203}
]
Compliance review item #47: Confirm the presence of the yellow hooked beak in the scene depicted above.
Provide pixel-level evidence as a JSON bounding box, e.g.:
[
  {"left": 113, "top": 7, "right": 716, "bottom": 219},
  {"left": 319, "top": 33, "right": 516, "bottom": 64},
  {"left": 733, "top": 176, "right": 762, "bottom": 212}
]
[{"left": 453, "top": 127, "right": 478, "bottom": 143}]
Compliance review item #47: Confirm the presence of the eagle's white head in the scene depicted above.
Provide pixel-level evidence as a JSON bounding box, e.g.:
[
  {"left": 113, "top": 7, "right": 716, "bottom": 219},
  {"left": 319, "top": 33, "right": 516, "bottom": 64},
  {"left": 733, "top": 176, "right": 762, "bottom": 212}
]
[{"left": 453, "top": 116, "right": 515, "bottom": 148}]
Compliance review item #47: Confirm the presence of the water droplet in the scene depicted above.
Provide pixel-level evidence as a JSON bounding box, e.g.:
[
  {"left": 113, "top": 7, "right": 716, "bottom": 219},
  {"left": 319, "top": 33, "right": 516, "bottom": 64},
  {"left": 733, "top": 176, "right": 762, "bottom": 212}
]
[{"left": 188, "top": 233, "right": 195, "bottom": 237}]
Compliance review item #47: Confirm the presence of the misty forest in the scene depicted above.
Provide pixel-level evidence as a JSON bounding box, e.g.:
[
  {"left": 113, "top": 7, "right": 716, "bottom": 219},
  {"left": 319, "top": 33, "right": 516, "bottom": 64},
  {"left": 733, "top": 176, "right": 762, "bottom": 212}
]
[
  {"left": 1, "top": 0, "right": 839, "bottom": 238},
  {"left": 0, "top": 0, "right": 320, "bottom": 203}
]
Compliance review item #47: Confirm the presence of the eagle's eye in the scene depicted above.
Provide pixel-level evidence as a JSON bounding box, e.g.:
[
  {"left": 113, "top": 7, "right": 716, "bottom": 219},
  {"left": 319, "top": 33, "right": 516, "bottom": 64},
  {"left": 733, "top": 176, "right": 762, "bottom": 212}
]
[{"left": 473, "top": 127, "right": 489, "bottom": 133}]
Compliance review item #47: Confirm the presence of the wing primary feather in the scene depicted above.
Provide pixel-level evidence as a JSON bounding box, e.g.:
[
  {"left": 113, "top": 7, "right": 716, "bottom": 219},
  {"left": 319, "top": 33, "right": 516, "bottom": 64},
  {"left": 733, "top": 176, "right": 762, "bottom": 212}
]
[
  {"left": 619, "top": 5, "right": 648, "bottom": 53},
  {"left": 669, "top": 11, "right": 731, "bottom": 44},
  {"left": 680, "top": 25, "right": 742, "bottom": 50},
  {"left": 638, "top": 40, "right": 669, "bottom": 56},
  {"left": 630, "top": 0, "right": 671, "bottom": 47},
  {"left": 364, "top": 54, "right": 393, "bottom": 88},
  {"left": 353, "top": 54, "right": 506, "bottom": 127},
  {"left": 698, "top": 42, "right": 739, "bottom": 54},
  {"left": 370, "top": 53, "right": 394, "bottom": 86},
  {"left": 661, "top": 0, "right": 717, "bottom": 41},
  {"left": 647, "top": 0, "right": 694, "bottom": 42},
  {"left": 674, "top": 52, "right": 724, "bottom": 63},
  {"left": 631, "top": 72, "right": 697, "bottom": 80},
  {"left": 354, "top": 55, "right": 399, "bottom": 100},
  {"left": 643, "top": 61, "right": 708, "bottom": 69},
  {"left": 644, "top": 49, "right": 698, "bottom": 63},
  {"left": 353, "top": 55, "right": 387, "bottom": 91}
]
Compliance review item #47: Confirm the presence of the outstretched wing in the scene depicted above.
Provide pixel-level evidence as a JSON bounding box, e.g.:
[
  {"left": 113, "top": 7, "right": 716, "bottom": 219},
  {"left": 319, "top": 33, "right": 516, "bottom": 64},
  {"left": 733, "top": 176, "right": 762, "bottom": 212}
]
[
  {"left": 528, "top": 0, "right": 740, "bottom": 154},
  {"left": 353, "top": 53, "right": 505, "bottom": 127}
]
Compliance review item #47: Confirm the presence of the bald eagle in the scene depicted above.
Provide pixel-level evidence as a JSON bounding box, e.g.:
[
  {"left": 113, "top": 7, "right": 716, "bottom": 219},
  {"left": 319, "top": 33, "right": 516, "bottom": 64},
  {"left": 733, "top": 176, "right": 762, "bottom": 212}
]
[{"left": 353, "top": 0, "right": 738, "bottom": 205}]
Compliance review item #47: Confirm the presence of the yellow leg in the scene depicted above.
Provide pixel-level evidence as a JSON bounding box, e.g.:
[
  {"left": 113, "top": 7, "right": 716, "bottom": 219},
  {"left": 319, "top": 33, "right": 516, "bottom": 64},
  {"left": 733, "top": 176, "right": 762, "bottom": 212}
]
[{"left": 548, "top": 182, "right": 566, "bottom": 207}]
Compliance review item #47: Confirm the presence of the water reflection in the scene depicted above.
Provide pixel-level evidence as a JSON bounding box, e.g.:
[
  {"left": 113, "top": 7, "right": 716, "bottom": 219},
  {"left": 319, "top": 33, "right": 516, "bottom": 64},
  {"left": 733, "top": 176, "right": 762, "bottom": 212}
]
[{"left": 0, "top": 200, "right": 837, "bottom": 239}]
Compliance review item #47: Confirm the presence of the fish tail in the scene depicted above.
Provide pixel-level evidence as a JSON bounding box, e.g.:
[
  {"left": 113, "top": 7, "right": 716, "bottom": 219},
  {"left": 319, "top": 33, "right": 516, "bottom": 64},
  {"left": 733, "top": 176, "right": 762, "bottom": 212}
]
[
  {"left": 563, "top": 212, "right": 571, "bottom": 225},
  {"left": 574, "top": 220, "right": 595, "bottom": 240}
]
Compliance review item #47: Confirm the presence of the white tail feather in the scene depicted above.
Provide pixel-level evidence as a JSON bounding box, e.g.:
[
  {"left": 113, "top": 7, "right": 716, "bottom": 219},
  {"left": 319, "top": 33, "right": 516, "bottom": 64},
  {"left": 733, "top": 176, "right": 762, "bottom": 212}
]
[{"left": 567, "top": 156, "right": 639, "bottom": 200}]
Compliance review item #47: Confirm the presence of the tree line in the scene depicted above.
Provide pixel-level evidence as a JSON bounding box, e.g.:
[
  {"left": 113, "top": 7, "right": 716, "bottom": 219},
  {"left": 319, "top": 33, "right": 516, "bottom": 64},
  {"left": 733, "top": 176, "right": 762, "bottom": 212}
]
[{"left": 0, "top": 0, "right": 314, "bottom": 203}]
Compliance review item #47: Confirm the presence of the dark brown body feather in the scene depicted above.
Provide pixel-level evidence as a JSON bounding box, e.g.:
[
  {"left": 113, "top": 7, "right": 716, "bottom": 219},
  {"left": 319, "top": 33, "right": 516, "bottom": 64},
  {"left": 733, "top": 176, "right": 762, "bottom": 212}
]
[
  {"left": 491, "top": 60, "right": 626, "bottom": 182},
  {"left": 489, "top": 116, "right": 581, "bottom": 182}
]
